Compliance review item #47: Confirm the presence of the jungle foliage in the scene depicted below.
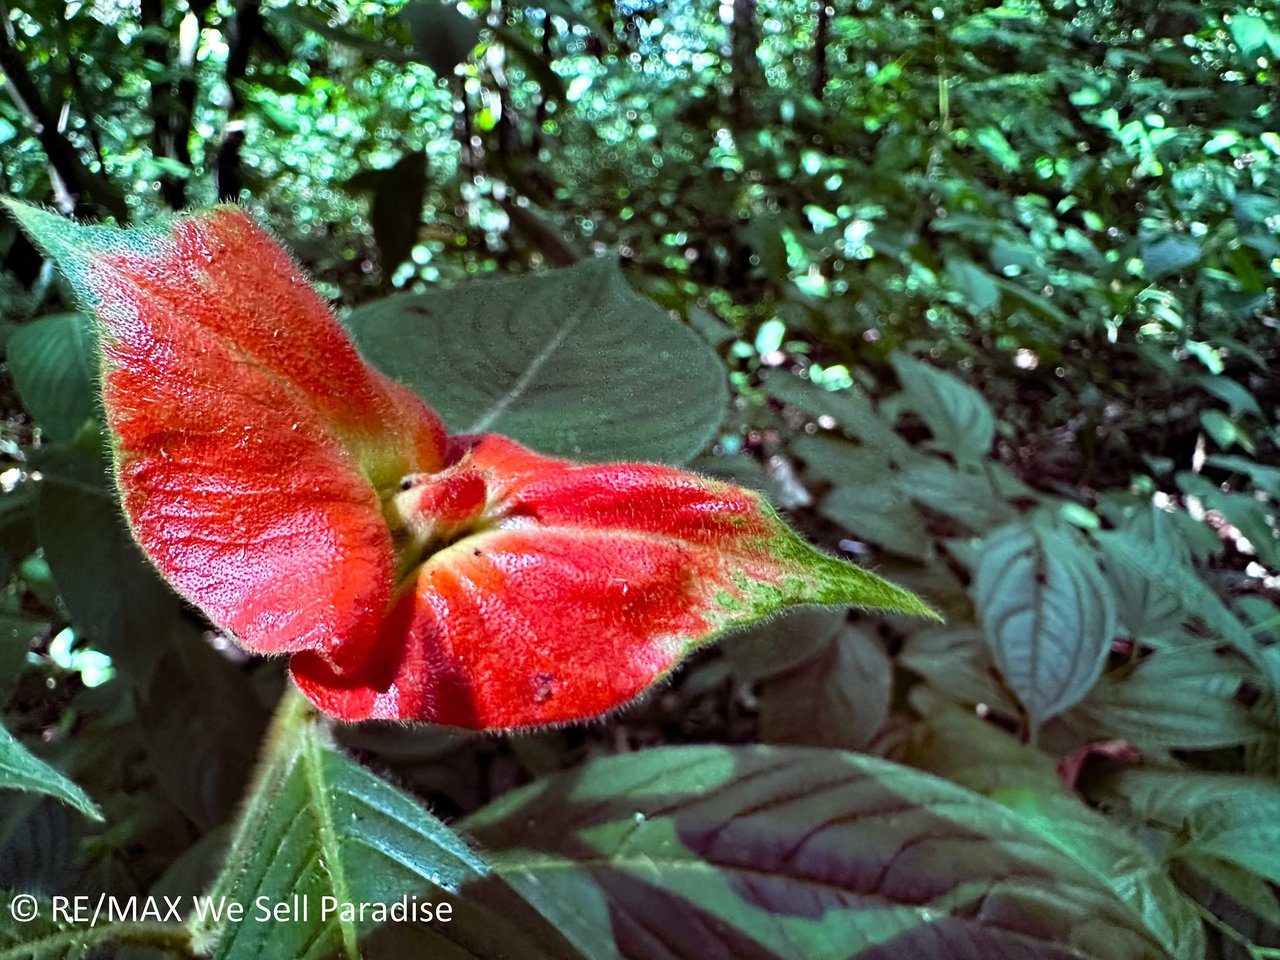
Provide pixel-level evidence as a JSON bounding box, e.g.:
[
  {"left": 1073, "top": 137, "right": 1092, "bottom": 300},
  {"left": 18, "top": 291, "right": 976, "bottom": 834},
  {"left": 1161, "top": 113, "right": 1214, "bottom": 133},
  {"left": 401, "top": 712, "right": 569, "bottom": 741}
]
[{"left": 1, "top": 0, "right": 1279, "bottom": 958}]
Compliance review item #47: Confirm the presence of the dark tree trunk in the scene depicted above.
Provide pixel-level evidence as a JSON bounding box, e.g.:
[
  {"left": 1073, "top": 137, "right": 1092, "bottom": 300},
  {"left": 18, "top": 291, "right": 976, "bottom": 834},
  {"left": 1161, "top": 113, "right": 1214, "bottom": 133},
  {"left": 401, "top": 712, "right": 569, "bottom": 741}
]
[
  {"left": 813, "top": 2, "right": 830, "bottom": 101},
  {"left": 215, "top": 0, "right": 262, "bottom": 201},
  {"left": 729, "top": 0, "right": 759, "bottom": 128}
]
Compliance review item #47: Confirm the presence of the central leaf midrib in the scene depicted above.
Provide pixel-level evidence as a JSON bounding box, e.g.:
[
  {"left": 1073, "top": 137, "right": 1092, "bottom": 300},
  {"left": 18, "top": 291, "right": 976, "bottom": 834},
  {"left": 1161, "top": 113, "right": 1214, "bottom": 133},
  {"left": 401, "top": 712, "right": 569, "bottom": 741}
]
[
  {"left": 464, "top": 285, "right": 599, "bottom": 434},
  {"left": 302, "top": 732, "right": 359, "bottom": 960}
]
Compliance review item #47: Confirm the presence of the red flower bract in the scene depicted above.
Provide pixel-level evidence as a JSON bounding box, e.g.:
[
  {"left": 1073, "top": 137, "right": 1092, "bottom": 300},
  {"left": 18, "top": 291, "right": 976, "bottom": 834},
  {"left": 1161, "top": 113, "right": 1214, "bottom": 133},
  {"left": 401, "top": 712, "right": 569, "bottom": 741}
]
[{"left": 7, "top": 202, "right": 935, "bottom": 729}]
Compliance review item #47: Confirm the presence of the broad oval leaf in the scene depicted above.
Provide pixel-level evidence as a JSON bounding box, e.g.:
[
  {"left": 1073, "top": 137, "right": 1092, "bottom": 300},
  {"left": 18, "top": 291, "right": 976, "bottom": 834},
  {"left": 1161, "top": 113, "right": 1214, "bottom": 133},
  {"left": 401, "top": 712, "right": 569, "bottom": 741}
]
[
  {"left": 0, "top": 722, "right": 101, "bottom": 821},
  {"left": 974, "top": 523, "right": 1116, "bottom": 728},
  {"left": 346, "top": 257, "right": 728, "bottom": 465},
  {"left": 463, "top": 744, "right": 1175, "bottom": 960},
  {"left": 890, "top": 352, "right": 996, "bottom": 466}
]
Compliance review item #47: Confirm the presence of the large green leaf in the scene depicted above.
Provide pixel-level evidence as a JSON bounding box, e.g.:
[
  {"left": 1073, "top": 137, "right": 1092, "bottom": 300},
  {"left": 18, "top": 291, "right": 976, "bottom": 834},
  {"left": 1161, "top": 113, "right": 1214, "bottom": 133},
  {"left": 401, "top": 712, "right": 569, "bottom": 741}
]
[
  {"left": 0, "top": 723, "right": 101, "bottom": 822},
  {"left": 6, "top": 313, "right": 97, "bottom": 441},
  {"left": 464, "top": 744, "right": 1174, "bottom": 960},
  {"left": 346, "top": 258, "right": 727, "bottom": 464},
  {"left": 890, "top": 352, "right": 996, "bottom": 466},
  {"left": 974, "top": 523, "right": 1116, "bottom": 729},
  {"left": 195, "top": 691, "right": 585, "bottom": 960}
]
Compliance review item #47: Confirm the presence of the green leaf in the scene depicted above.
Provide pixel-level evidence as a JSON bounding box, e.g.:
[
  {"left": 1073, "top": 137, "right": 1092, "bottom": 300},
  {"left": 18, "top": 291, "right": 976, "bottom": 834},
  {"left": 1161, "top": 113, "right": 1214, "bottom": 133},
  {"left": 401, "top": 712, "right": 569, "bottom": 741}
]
[
  {"left": 1071, "top": 645, "right": 1269, "bottom": 750},
  {"left": 1204, "top": 453, "right": 1280, "bottom": 497},
  {"left": 6, "top": 313, "right": 97, "bottom": 441},
  {"left": 1099, "top": 769, "right": 1280, "bottom": 885},
  {"left": 369, "top": 151, "right": 427, "bottom": 275},
  {"left": 35, "top": 466, "right": 180, "bottom": 686},
  {"left": 889, "top": 352, "right": 996, "bottom": 466},
  {"left": 757, "top": 626, "right": 892, "bottom": 750},
  {"left": 946, "top": 257, "right": 1001, "bottom": 312},
  {"left": 397, "top": 1, "right": 481, "bottom": 76},
  {"left": 1095, "top": 528, "right": 1280, "bottom": 715},
  {"left": 909, "top": 699, "right": 1206, "bottom": 960},
  {"left": 974, "top": 126, "right": 1022, "bottom": 172},
  {"left": 0, "top": 723, "right": 102, "bottom": 821},
  {"left": 790, "top": 435, "right": 933, "bottom": 560},
  {"left": 464, "top": 744, "right": 1175, "bottom": 960},
  {"left": 896, "top": 461, "right": 1018, "bottom": 532},
  {"left": 760, "top": 369, "right": 919, "bottom": 465},
  {"left": 820, "top": 484, "right": 932, "bottom": 561},
  {"left": 197, "top": 691, "right": 584, "bottom": 960},
  {"left": 1194, "top": 374, "right": 1263, "bottom": 419},
  {"left": 1229, "top": 13, "right": 1271, "bottom": 56},
  {"left": 137, "top": 625, "right": 268, "bottom": 830},
  {"left": 1141, "top": 235, "right": 1200, "bottom": 279},
  {"left": 0, "top": 483, "right": 38, "bottom": 586},
  {"left": 1098, "top": 536, "right": 1184, "bottom": 639},
  {"left": 898, "top": 624, "right": 1020, "bottom": 714},
  {"left": 974, "top": 523, "right": 1117, "bottom": 729},
  {"left": 346, "top": 258, "right": 728, "bottom": 464},
  {"left": 721, "top": 607, "right": 844, "bottom": 684}
]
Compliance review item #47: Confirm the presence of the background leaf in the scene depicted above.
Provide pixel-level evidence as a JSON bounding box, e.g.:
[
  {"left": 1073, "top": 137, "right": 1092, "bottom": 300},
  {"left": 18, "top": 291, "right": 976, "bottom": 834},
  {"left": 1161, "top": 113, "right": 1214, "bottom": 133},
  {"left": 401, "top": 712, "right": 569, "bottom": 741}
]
[
  {"left": 974, "top": 523, "right": 1117, "bottom": 729},
  {"left": 889, "top": 352, "right": 996, "bottom": 466},
  {"left": 6, "top": 313, "right": 96, "bottom": 441},
  {"left": 369, "top": 151, "right": 428, "bottom": 275},
  {"left": 0, "top": 722, "right": 101, "bottom": 821},
  {"left": 396, "top": 1, "right": 481, "bottom": 76},
  {"left": 346, "top": 258, "right": 728, "bottom": 463}
]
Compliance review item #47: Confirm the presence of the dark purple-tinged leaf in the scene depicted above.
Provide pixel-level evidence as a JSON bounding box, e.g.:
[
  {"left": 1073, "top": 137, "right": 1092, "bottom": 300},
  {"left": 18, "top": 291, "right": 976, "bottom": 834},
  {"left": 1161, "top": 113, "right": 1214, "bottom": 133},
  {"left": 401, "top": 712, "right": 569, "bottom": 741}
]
[{"left": 464, "top": 744, "right": 1176, "bottom": 960}]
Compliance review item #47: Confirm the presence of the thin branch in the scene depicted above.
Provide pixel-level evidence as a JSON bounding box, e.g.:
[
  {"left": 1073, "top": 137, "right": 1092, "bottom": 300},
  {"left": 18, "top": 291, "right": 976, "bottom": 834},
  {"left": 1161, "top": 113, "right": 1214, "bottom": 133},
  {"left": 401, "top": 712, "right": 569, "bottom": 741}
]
[{"left": 0, "top": 14, "right": 127, "bottom": 220}]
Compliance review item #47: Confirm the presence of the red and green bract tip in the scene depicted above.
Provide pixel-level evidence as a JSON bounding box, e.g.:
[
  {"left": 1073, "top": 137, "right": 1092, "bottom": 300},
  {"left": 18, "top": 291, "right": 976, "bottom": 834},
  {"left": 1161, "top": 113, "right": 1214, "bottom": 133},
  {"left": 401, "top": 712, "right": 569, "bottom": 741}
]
[{"left": 5, "top": 200, "right": 936, "bottom": 729}]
